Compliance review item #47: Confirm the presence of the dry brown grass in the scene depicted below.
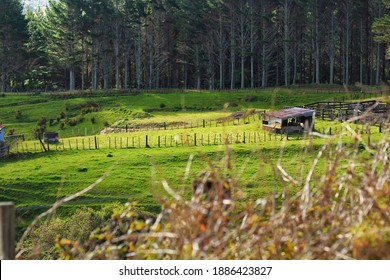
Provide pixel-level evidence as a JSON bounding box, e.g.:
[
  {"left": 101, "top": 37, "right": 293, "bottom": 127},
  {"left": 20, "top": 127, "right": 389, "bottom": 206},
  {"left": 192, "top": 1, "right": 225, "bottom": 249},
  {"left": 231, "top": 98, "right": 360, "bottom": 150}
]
[{"left": 52, "top": 126, "right": 389, "bottom": 260}]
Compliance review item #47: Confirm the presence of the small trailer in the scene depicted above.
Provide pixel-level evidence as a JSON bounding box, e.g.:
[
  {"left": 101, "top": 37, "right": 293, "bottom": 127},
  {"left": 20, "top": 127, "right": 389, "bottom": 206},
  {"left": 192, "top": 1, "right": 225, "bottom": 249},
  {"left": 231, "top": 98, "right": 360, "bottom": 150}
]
[
  {"left": 262, "top": 107, "right": 315, "bottom": 133},
  {"left": 43, "top": 132, "right": 59, "bottom": 143},
  {"left": 0, "top": 126, "right": 4, "bottom": 142}
]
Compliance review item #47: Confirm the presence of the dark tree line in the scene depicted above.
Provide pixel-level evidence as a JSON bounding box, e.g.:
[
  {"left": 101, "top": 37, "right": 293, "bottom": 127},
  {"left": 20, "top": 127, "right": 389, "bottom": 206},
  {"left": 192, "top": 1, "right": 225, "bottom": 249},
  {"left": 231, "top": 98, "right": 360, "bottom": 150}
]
[{"left": 0, "top": 0, "right": 389, "bottom": 92}]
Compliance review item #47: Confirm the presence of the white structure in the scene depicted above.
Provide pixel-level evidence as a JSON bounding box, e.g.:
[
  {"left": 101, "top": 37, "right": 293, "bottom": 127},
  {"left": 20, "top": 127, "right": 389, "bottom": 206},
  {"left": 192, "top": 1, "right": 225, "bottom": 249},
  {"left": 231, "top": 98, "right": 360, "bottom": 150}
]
[{"left": 0, "top": 126, "right": 4, "bottom": 142}]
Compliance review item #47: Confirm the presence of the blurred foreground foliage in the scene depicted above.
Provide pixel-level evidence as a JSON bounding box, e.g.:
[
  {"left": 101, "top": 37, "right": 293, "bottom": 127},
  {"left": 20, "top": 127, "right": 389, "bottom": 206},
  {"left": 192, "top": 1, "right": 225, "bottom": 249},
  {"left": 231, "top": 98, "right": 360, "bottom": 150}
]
[{"left": 19, "top": 131, "right": 389, "bottom": 260}]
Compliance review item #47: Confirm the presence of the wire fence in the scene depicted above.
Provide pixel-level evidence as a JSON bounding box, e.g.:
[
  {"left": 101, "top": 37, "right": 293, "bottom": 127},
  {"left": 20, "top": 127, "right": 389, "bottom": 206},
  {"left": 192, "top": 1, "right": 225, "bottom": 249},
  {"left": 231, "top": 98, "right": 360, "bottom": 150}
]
[{"left": 8, "top": 123, "right": 383, "bottom": 156}]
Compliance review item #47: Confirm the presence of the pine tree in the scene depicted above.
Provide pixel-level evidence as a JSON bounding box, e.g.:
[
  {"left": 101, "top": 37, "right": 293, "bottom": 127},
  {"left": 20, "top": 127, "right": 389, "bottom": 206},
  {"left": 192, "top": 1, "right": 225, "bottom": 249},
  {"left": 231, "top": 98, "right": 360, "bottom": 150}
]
[{"left": 0, "top": 0, "right": 28, "bottom": 92}]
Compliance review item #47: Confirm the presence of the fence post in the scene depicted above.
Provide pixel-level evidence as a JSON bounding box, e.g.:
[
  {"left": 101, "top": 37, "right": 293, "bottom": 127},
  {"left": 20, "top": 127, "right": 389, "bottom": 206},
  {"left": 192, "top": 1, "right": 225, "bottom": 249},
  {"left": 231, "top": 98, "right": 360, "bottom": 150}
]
[
  {"left": 379, "top": 123, "right": 382, "bottom": 133},
  {"left": 94, "top": 137, "right": 98, "bottom": 149},
  {"left": 194, "top": 133, "right": 197, "bottom": 146},
  {"left": 146, "top": 135, "right": 150, "bottom": 148},
  {"left": 203, "top": 120, "right": 205, "bottom": 128},
  {"left": 158, "top": 136, "right": 161, "bottom": 148},
  {"left": 0, "top": 202, "right": 15, "bottom": 260}
]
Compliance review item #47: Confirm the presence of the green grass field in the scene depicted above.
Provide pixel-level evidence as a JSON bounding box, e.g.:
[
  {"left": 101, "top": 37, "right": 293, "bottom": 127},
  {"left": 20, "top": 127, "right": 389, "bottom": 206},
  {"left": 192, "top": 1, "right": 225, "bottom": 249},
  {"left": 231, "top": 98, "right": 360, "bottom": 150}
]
[
  {"left": 0, "top": 88, "right": 381, "bottom": 140},
  {"left": 0, "top": 87, "right": 387, "bottom": 239}
]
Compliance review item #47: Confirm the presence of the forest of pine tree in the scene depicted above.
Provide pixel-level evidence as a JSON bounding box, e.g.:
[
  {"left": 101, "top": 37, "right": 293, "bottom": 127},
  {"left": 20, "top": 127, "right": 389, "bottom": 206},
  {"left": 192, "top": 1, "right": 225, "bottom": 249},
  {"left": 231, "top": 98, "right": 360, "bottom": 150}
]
[{"left": 0, "top": 0, "right": 389, "bottom": 92}]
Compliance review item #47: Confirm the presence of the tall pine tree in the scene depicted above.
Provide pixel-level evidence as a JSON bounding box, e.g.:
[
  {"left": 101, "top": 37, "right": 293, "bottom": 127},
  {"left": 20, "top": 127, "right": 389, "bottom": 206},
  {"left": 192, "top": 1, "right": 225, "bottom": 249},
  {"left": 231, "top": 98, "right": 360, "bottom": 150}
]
[{"left": 0, "top": 0, "right": 28, "bottom": 92}]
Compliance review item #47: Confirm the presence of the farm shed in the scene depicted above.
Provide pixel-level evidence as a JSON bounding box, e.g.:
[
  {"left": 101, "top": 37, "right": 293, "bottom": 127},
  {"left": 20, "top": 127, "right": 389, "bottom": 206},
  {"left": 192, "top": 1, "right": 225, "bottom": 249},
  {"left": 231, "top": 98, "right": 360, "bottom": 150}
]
[
  {"left": 262, "top": 107, "right": 315, "bottom": 133},
  {"left": 0, "top": 126, "right": 4, "bottom": 142},
  {"left": 43, "top": 132, "right": 59, "bottom": 143}
]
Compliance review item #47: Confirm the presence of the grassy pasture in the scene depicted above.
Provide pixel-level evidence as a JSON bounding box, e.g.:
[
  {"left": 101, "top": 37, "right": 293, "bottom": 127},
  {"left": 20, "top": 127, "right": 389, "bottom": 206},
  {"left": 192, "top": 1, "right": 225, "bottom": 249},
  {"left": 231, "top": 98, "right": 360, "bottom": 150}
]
[
  {"left": 0, "top": 88, "right": 378, "bottom": 140},
  {"left": 0, "top": 88, "right": 387, "bottom": 240}
]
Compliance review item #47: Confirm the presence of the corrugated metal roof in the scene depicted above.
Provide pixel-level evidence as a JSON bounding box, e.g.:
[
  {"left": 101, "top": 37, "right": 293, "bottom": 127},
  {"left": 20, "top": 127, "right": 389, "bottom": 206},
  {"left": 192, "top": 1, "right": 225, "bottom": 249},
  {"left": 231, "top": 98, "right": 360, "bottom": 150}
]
[{"left": 263, "top": 107, "right": 315, "bottom": 120}]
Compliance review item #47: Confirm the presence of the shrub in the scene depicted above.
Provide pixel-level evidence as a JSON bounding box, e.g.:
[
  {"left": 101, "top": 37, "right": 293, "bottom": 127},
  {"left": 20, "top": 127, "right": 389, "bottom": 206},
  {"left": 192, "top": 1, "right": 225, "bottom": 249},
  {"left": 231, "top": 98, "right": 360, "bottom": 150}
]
[
  {"left": 19, "top": 207, "right": 114, "bottom": 259},
  {"left": 15, "top": 110, "right": 22, "bottom": 119},
  {"left": 90, "top": 117, "right": 96, "bottom": 124},
  {"left": 7, "top": 129, "right": 15, "bottom": 136},
  {"left": 36, "top": 117, "right": 47, "bottom": 126},
  {"left": 67, "top": 115, "right": 84, "bottom": 126},
  {"left": 243, "top": 95, "right": 257, "bottom": 102},
  {"left": 67, "top": 119, "right": 78, "bottom": 126}
]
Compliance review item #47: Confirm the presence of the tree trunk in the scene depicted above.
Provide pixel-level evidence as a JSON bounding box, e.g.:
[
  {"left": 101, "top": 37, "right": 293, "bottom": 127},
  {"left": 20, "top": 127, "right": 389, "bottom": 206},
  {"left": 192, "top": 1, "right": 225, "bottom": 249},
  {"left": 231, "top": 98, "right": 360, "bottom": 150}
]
[
  {"left": 136, "top": 24, "right": 142, "bottom": 90},
  {"left": 345, "top": 1, "right": 350, "bottom": 85},
  {"left": 360, "top": 20, "right": 363, "bottom": 84},
  {"left": 156, "top": 34, "right": 160, "bottom": 89},
  {"left": 329, "top": 12, "right": 335, "bottom": 84},
  {"left": 195, "top": 45, "right": 201, "bottom": 90},
  {"left": 149, "top": 44, "right": 153, "bottom": 89},
  {"left": 239, "top": 0, "right": 245, "bottom": 89},
  {"left": 230, "top": 11, "right": 235, "bottom": 90},
  {"left": 283, "top": 0, "right": 290, "bottom": 86},
  {"left": 92, "top": 37, "right": 98, "bottom": 90},
  {"left": 115, "top": 22, "right": 120, "bottom": 89},
  {"left": 219, "top": 13, "right": 224, "bottom": 89},
  {"left": 250, "top": 0, "right": 254, "bottom": 89},
  {"left": 376, "top": 43, "right": 380, "bottom": 85},
  {"left": 314, "top": 1, "right": 320, "bottom": 84},
  {"left": 69, "top": 67, "right": 75, "bottom": 91},
  {"left": 261, "top": 5, "right": 267, "bottom": 88}
]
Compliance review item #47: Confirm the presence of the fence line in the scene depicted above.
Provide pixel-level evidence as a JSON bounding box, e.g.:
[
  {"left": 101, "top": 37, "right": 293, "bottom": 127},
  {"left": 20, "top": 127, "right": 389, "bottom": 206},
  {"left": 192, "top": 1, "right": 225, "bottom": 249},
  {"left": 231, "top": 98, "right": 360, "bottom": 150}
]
[
  {"left": 51, "top": 115, "right": 262, "bottom": 139},
  {"left": 6, "top": 124, "right": 380, "bottom": 156}
]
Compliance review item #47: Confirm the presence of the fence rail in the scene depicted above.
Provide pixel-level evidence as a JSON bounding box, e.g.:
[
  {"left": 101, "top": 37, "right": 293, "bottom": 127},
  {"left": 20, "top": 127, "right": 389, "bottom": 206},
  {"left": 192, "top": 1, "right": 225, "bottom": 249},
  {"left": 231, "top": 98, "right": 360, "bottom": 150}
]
[
  {"left": 303, "top": 100, "right": 388, "bottom": 122},
  {"left": 31, "top": 114, "right": 263, "bottom": 139},
  {"left": 6, "top": 124, "right": 383, "bottom": 156}
]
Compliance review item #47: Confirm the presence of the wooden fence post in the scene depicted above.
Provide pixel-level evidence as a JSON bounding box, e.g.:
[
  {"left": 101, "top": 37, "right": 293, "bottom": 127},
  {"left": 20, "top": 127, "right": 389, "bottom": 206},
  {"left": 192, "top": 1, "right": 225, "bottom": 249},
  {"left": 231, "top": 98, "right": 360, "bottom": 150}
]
[
  {"left": 146, "top": 135, "right": 150, "bottom": 148},
  {"left": 194, "top": 133, "right": 197, "bottom": 146},
  {"left": 0, "top": 202, "right": 15, "bottom": 260}
]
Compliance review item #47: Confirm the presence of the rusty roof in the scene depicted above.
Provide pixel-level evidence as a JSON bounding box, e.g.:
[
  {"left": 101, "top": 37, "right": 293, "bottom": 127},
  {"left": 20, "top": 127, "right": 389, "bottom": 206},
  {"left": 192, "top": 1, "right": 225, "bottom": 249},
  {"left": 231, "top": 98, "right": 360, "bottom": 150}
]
[{"left": 263, "top": 107, "right": 315, "bottom": 120}]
